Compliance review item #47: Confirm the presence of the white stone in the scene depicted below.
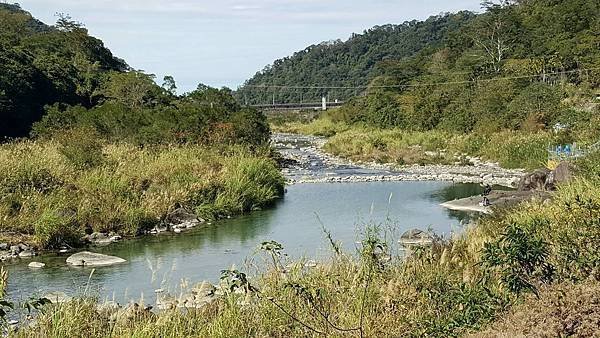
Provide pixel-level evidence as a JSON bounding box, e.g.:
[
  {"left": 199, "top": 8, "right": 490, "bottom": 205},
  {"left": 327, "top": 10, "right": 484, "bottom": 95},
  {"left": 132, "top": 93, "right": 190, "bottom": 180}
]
[
  {"left": 28, "top": 261, "right": 45, "bottom": 268},
  {"left": 66, "top": 251, "right": 126, "bottom": 267},
  {"left": 43, "top": 291, "right": 72, "bottom": 304}
]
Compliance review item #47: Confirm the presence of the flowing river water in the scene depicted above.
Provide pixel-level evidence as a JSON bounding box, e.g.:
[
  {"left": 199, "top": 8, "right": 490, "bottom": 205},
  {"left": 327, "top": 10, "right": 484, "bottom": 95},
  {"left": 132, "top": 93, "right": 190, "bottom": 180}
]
[{"left": 2, "top": 134, "right": 489, "bottom": 305}]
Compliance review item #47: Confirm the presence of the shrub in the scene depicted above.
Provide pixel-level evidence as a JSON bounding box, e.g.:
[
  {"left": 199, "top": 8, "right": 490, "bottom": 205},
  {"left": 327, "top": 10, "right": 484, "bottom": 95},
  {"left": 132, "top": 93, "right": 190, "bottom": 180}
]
[
  {"left": 56, "top": 127, "right": 104, "bottom": 169},
  {"left": 34, "top": 207, "right": 80, "bottom": 248},
  {"left": 482, "top": 220, "right": 555, "bottom": 295}
]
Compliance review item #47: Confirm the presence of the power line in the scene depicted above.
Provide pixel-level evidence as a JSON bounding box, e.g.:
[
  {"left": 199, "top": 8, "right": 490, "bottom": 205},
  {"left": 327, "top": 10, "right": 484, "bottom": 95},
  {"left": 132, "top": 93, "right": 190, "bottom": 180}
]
[{"left": 241, "top": 67, "right": 600, "bottom": 90}]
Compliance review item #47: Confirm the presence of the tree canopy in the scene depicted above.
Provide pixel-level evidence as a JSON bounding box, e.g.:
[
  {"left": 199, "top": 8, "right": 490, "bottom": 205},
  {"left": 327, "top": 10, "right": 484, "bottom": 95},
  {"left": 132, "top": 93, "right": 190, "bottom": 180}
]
[
  {"left": 0, "top": 3, "right": 127, "bottom": 138},
  {"left": 237, "top": 0, "right": 599, "bottom": 133}
]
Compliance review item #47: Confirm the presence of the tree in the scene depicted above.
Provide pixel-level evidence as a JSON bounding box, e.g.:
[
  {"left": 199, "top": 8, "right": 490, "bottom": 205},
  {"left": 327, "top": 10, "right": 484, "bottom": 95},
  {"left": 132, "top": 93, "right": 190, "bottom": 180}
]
[
  {"left": 99, "top": 71, "right": 160, "bottom": 109},
  {"left": 162, "top": 75, "right": 177, "bottom": 95},
  {"left": 470, "top": 2, "right": 516, "bottom": 73}
]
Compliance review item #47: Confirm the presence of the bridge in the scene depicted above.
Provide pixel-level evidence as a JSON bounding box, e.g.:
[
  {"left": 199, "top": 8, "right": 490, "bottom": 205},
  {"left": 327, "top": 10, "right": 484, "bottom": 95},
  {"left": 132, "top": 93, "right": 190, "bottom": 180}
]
[{"left": 249, "top": 100, "right": 345, "bottom": 111}]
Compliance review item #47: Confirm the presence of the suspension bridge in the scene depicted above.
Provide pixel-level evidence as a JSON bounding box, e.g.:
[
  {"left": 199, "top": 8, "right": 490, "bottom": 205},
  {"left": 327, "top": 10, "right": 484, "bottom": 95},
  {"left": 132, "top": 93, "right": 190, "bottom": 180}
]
[{"left": 249, "top": 98, "right": 345, "bottom": 111}]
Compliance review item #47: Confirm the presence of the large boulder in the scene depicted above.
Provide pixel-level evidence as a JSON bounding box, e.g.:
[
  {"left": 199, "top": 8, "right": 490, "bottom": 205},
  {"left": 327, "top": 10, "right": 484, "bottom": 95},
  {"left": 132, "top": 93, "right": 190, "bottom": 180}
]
[
  {"left": 165, "top": 207, "right": 204, "bottom": 230},
  {"left": 66, "top": 251, "right": 126, "bottom": 267},
  {"left": 547, "top": 161, "right": 575, "bottom": 187},
  {"left": 519, "top": 162, "right": 575, "bottom": 192},
  {"left": 518, "top": 168, "right": 552, "bottom": 191}
]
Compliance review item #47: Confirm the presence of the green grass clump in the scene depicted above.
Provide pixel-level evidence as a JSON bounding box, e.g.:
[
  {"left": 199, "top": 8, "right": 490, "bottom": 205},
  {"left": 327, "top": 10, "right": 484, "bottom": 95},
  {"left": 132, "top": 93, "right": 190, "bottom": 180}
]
[{"left": 0, "top": 141, "right": 284, "bottom": 248}]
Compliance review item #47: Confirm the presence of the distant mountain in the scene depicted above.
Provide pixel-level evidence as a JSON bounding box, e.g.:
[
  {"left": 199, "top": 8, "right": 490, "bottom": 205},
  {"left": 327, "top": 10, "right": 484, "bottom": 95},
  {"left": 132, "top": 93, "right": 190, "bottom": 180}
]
[{"left": 235, "top": 11, "right": 476, "bottom": 105}]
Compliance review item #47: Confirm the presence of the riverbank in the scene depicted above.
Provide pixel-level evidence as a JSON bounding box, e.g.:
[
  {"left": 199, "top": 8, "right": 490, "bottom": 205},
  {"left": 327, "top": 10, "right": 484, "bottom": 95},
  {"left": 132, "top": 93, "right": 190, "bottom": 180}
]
[
  {"left": 0, "top": 140, "right": 284, "bottom": 257},
  {"left": 440, "top": 190, "right": 552, "bottom": 214},
  {"left": 275, "top": 133, "right": 525, "bottom": 187},
  {"left": 12, "top": 166, "right": 600, "bottom": 337}
]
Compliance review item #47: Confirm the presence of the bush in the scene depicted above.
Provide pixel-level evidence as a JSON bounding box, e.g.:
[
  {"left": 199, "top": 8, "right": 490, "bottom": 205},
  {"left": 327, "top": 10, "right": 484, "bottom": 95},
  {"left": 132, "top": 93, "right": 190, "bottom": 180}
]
[
  {"left": 56, "top": 127, "right": 104, "bottom": 169},
  {"left": 34, "top": 207, "right": 80, "bottom": 248}
]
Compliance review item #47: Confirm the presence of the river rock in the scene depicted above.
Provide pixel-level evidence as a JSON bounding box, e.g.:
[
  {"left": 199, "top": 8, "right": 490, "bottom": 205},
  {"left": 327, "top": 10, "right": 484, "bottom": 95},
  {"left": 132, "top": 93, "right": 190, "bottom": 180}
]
[
  {"left": 85, "top": 232, "right": 120, "bottom": 245},
  {"left": 399, "top": 229, "right": 434, "bottom": 246},
  {"left": 97, "top": 301, "right": 121, "bottom": 316},
  {"left": 546, "top": 161, "right": 574, "bottom": 187},
  {"left": 192, "top": 281, "right": 216, "bottom": 298},
  {"left": 518, "top": 168, "right": 552, "bottom": 191},
  {"left": 19, "top": 250, "right": 36, "bottom": 258},
  {"left": 9, "top": 245, "right": 20, "bottom": 254},
  {"left": 43, "top": 291, "right": 72, "bottom": 304},
  {"left": 0, "top": 243, "right": 8, "bottom": 251},
  {"left": 110, "top": 303, "right": 154, "bottom": 326},
  {"left": 66, "top": 251, "right": 127, "bottom": 267},
  {"left": 28, "top": 261, "right": 45, "bottom": 268},
  {"left": 165, "top": 207, "right": 204, "bottom": 230}
]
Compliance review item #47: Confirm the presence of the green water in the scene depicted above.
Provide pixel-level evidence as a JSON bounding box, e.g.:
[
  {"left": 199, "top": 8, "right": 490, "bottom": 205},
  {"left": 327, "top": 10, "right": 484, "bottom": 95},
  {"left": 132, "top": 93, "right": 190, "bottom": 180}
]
[{"left": 3, "top": 181, "right": 483, "bottom": 304}]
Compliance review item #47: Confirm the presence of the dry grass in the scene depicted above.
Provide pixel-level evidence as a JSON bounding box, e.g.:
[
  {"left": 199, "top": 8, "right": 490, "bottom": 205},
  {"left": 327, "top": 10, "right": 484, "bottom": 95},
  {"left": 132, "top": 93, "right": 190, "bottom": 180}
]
[{"left": 470, "top": 281, "right": 600, "bottom": 338}]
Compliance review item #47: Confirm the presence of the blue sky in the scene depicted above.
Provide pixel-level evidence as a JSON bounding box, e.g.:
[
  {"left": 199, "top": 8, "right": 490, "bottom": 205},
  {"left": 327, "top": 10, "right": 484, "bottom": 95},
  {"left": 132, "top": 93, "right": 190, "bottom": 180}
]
[{"left": 17, "top": 0, "right": 483, "bottom": 92}]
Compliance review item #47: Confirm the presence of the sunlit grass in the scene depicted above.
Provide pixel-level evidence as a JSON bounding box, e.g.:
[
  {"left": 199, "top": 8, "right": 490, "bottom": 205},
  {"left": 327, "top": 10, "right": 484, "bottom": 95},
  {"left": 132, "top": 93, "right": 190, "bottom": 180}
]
[{"left": 0, "top": 140, "right": 284, "bottom": 249}]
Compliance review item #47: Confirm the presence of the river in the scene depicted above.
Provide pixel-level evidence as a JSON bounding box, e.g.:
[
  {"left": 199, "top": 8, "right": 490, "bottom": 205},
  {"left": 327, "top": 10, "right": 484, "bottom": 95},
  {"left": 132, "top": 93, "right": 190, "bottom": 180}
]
[{"left": 2, "top": 135, "right": 487, "bottom": 305}]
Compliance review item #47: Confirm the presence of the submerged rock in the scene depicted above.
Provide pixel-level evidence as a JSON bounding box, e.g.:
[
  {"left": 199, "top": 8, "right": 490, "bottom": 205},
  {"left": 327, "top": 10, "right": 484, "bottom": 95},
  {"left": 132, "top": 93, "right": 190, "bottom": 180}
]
[
  {"left": 28, "top": 261, "right": 45, "bottom": 268},
  {"left": 18, "top": 250, "right": 36, "bottom": 258},
  {"left": 66, "top": 251, "right": 127, "bottom": 267},
  {"left": 43, "top": 291, "right": 72, "bottom": 304},
  {"left": 399, "top": 229, "right": 434, "bottom": 246}
]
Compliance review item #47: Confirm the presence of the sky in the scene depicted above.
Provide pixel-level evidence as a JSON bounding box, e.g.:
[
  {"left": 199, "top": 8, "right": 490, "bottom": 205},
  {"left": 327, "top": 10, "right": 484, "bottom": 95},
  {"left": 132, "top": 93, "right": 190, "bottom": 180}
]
[{"left": 15, "top": 0, "right": 483, "bottom": 93}]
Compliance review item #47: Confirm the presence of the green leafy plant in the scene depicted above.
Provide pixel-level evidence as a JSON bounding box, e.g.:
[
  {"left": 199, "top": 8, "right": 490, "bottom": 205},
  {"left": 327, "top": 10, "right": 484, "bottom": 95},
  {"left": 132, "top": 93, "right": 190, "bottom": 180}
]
[{"left": 482, "top": 222, "right": 555, "bottom": 295}]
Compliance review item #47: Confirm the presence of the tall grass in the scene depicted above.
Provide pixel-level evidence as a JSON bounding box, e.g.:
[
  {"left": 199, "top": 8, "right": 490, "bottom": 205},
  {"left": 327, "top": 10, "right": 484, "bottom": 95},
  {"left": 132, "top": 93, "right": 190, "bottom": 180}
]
[
  {"left": 273, "top": 115, "right": 568, "bottom": 169},
  {"left": 322, "top": 127, "right": 560, "bottom": 169},
  {"left": 0, "top": 140, "right": 284, "bottom": 249}
]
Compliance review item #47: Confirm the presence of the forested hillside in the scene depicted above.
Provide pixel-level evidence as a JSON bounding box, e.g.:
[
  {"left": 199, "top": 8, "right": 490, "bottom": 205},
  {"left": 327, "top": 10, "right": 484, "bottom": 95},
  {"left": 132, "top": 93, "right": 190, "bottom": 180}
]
[
  {"left": 330, "top": 0, "right": 600, "bottom": 133},
  {"left": 0, "top": 3, "right": 127, "bottom": 138},
  {"left": 0, "top": 4, "right": 280, "bottom": 250},
  {"left": 0, "top": 3, "right": 270, "bottom": 145},
  {"left": 236, "top": 11, "right": 476, "bottom": 104},
  {"left": 239, "top": 0, "right": 599, "bottom": 134}
]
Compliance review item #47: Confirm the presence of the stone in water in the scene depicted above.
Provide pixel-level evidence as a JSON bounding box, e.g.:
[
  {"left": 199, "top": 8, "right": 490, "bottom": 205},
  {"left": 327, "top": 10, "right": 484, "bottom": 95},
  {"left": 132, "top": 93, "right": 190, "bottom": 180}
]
[{"left": 66, "top": 251, "right": 126, "bottom": 267}]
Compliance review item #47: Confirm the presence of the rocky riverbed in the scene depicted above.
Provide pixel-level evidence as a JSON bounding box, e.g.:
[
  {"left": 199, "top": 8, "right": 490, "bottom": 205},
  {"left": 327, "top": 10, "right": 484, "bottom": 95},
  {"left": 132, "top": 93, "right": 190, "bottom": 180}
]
[{"left": 274, "top": 133, "right": 525, "bottom": 188}]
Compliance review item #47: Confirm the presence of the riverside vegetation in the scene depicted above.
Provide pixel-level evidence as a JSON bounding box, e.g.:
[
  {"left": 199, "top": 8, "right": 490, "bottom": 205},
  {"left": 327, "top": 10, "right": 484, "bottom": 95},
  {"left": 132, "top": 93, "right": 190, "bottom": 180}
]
[
  {"left": 267, "top": 0, "right": 600, "bottom": 170},
  {"left": 4, "top": 152, "right": 600, "bottom": 337},
  {"left": 0, "top": 4, "right": 284, "bottom": 250}
]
